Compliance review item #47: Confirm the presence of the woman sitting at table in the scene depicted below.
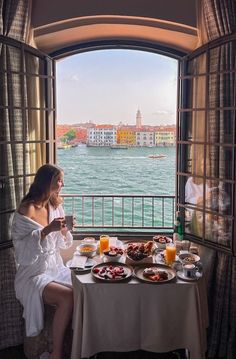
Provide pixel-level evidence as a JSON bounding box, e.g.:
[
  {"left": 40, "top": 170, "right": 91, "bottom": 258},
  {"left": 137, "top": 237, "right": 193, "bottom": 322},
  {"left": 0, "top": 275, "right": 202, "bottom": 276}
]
[{"left": 11, "top": 164, "right": 74, "bottom": 359}]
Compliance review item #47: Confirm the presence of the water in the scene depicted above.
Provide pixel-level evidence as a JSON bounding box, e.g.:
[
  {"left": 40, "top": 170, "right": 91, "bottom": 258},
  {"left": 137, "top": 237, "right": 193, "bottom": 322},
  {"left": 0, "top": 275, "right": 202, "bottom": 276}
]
[
  {"left": 57, "top": 146, "right": 176, "bottom": 231},
  {"left": 58, "top": 146, "right": 175, "bottom": 195}
]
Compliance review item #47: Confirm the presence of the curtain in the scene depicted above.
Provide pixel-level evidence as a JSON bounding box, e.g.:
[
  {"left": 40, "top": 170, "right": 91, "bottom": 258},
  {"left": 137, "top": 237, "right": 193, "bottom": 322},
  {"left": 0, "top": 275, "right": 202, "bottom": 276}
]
[
  {"left": 197, "top": 1, "right": 236, "bottom": 358},
  {"left": 0, "top": 0, "right": 31, "bottom": 350}
]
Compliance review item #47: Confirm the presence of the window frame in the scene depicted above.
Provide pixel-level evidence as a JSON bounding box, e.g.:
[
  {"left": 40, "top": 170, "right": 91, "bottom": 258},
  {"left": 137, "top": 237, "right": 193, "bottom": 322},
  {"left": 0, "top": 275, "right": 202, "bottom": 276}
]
[
  {"left": 0, "top": 35, "right": 56, "bottom": 250},
  {"left": 177, "top": 33, "right": 236, "bottom": 256}
]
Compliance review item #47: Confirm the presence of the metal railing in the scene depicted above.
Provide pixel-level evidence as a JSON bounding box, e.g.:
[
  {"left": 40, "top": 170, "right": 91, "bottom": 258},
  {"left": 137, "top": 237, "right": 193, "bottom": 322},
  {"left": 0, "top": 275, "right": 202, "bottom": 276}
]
[{"left": 62, "top": 194, "right": 175, "bottom": 233}]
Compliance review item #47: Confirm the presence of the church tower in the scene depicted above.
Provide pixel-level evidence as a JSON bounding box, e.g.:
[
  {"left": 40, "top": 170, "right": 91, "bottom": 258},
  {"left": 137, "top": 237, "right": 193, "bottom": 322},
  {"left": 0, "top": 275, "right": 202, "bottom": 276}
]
[{"left": 136, "top": 109, "right": 142, "bottom": 128}]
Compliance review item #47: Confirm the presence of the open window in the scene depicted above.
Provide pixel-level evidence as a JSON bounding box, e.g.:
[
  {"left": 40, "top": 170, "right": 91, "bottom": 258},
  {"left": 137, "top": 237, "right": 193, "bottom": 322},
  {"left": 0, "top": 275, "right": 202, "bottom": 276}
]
[
  {"left": 0, "top": 36, "right": 56, "bottom": 249},
  {"left": 177, "top": 35, "right": 236, "bottom": 255}
]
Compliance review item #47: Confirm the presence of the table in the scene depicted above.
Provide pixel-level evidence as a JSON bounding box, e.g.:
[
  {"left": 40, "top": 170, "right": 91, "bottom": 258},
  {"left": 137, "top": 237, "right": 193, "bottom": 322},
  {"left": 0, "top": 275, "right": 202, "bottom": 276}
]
[{"left": 71, "top": 263, "right": 208, "bottom": 359}]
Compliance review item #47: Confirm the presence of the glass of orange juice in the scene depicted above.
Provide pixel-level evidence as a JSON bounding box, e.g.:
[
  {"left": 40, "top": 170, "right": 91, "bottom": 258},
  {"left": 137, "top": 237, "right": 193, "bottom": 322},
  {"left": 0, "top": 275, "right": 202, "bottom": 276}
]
[
  {"left": 99, "top": 235, "right": 110, "bottom": 256},
  {"left": 165, "top": 243, "right": 176, "bottom": 266}
]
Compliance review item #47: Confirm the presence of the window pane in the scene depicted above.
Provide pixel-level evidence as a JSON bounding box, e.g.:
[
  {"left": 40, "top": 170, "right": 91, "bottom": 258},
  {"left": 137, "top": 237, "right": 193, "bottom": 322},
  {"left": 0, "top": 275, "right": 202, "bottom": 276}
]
[
  {"left": 205, "top": 181, "right": 232, "bottom": 215},
  {"left": 187, "top": 53, "right": 206, "bottom": 75},
  {"left": 26, "top": 75, "right": 46, "bottom": 109},
  {"left": 181, "top": 111, "right": 205, "bottom": 142},
  {"left": 0, "top": 108, "right": 24, "bottom": 141},
  {"left": 186, "top": 76, "right": 206, "bottom": 108},
  {"left": 180, "top": 144, "right": 205, "bottom": 175},
  {"left": 27, "top": 110, "right": 46, "bottom": 141},
  {"left": 206, "top": 145, "right": 234, "bottom": 180},
  {"left": 209, "top": 42, "right": 236, "bottom": 73},
  {"left": 25, "top": 52, "right": 45, "bottom": 75},
  {"left": 26, "top": 142, "right": 46, "bottom": 174},
  {"left": 207, "top": 110, "right": 235, "bottom": 144},
  {"left": 0, "top": 144, "right": 24, "bottom": 176},
  {"left": 0, "top": 211, "right": 14, "bottom": 243},
  {"left": 6, "top": 45, "right": 22, "bottom": 72},
  {"left": 0, "top": 177, "right": 24, "bottom": 211},
  {"left": 209, "top": 73, "right": 236, "bottom": 109},
  {"left": 205, "top": 214, "right": 232, "bottom": 248}
]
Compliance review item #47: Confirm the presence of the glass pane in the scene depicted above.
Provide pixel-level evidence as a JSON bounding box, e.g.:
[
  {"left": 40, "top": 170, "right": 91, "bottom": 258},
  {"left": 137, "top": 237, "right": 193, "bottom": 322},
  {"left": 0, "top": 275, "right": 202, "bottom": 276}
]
[
  {"left": 209, "top": 42, "right": 236, "bottom": 72},
  {"left": 185, "top": 176, "right": 205, "bottom": 206},
  {"left": 181, "top": 111, "right": 205, "bottom": 142},
  {"left": 6, "top": 45, "right": 22, "bottom": 72},
  {"left": 27, "top": 110, "right": 46, "bottom": 141},
  {"left": 0, "top": 177, "right": 24, "bottom": 211},
  {"left": 0, "top": 212, "right": 15, "bottom": 243},
  {"left": 187, "top": 53, "right": 206, "bottom": 75},
  {"left": 205, "top": 214, "right": 232, "bottom": 248},
  {"left": 11, "top": 73, "right": 24, "bottom": 108},
  {"left": 207, "top": 110, "right": 234, "bottom": 144},
  {"left": 0, "top": 108, "right": 24, "bottom": 141},
  {"left": 25, "top": 52, "right": 45, "bottom": 75},
  {"left": 209, "top": 73, "right": 236, "bottom": 109},
  {"left": 185, "top": 208, "right": 204, "bottom": 238},
  {"left": 186, "top": 76, "right": 206, "bottom": 108},
  {"left": 180, "top": 144, "right": 205, "bottom": 175},
  {"left": 25, "top": 142, "right": 46, "bottom": 174},
  {"left": 206, "top": 145, "right": 234, "bottom": 180},
  {"left": 26, "top": 75, "right": 46, "bottom": 109},
  {"left": 205, "top": 181, "right": 232, "bottom": 215},
  {"left": 0, "top": 144, "right": 24, "bottom": 176}
]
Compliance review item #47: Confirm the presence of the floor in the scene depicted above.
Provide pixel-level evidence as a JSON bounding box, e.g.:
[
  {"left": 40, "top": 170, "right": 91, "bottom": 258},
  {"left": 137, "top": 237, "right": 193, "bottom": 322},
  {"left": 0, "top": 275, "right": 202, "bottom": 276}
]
[{"left": 0, "top": 346, "right": 187, "bottom": 359}]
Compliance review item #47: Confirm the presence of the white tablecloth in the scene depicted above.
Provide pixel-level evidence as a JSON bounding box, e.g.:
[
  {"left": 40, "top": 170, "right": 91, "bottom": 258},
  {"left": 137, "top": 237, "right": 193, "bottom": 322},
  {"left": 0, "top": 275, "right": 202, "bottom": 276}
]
[{"left": 71, "top": 268, "right": 208, "bottom": 359}]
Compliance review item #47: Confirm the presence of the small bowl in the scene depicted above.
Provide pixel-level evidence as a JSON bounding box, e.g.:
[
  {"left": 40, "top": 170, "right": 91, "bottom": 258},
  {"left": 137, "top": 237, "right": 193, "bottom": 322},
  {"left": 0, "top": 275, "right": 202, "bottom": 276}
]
[
  {"left": 76, "top": 243, "right": 97, "bottom": 257},
  {"left": 178, "top": 252, "right": 200, "bottom": 264},
  {"left": 103, "top": 247, "right": 124, "bottom": 262}
]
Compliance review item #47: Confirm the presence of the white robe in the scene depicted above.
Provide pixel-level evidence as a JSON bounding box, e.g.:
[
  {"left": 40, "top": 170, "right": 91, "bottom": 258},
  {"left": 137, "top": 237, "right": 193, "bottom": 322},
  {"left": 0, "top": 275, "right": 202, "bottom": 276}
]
[{"left": 11, "top": 204, "right": 73, "bottom": 337}]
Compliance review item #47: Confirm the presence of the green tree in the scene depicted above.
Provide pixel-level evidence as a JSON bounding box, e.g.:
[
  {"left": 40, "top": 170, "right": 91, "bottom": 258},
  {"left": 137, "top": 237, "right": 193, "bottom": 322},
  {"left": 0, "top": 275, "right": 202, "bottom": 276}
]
[{"left": 64, "top": 129, "right": 76, "bottom": 142}]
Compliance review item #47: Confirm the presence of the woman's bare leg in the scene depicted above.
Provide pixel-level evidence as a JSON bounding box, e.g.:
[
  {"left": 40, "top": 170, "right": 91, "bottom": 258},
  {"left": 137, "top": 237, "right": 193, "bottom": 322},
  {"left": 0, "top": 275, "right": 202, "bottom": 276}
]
[{"left": 42, "top": 282, "right": 73, "bottom": 359}]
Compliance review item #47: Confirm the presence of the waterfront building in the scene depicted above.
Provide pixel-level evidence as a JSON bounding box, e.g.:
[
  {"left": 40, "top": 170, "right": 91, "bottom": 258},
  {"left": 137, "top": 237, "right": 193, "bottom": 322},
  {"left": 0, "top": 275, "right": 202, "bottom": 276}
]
[
  {"left": 117, "top": 127, "right": 136, "bottom": 146},
  {"left": 87, "top": 125, "right": 117, "bottom": 146},
  {"left": 136, "top": 131, "right": 155, "bottom": 147},
  {"left": 155, "top": 126, "right": 176, "bottom": 146}
]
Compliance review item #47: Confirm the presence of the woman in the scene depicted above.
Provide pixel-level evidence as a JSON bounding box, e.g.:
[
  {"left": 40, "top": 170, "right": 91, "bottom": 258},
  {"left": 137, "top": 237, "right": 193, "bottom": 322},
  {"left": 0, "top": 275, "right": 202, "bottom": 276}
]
[{"left": 11, "top": 164, "right": 74, "bottom": 359}]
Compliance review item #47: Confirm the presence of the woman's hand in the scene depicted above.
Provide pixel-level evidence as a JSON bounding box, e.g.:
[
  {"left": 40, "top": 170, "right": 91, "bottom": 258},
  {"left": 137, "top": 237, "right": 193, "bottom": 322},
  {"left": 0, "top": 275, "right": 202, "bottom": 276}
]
[{"left": 41, "top": 217, "right": 66, "bottom": 238}]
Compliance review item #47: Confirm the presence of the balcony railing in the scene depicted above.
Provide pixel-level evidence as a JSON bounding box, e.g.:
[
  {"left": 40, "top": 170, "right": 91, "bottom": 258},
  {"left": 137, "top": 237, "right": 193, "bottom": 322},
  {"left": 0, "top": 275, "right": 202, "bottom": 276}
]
[{"left": 61, "top": 194, "right": 175, "bottom": 233}]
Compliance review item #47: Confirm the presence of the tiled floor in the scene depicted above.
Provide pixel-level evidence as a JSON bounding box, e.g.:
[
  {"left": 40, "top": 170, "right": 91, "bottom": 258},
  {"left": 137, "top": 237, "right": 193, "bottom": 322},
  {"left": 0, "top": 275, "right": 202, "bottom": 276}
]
[{"left": 0, "top": 346, "right": 187, "bottom": 359}]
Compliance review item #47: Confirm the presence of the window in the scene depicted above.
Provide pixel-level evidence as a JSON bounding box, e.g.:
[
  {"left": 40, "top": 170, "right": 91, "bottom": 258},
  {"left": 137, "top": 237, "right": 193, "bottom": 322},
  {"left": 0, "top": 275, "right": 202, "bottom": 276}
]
[
  {"left": 0, "top": 36, "right": 55, "bottom": 248},
  {"left": 177, "top": 35, "right": 236, "bottom": 255}
]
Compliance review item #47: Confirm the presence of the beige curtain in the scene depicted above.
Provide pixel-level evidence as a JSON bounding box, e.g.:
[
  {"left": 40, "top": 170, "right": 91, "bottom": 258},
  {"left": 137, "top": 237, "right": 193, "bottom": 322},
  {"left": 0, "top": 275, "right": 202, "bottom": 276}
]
[{"left": 197, "top": 1, "right": 236, "bottom": 358}]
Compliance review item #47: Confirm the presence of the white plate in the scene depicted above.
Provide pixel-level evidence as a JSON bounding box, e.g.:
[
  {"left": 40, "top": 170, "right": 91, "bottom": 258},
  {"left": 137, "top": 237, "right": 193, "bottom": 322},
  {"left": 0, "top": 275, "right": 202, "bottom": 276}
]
[
  {"left": 177, "top": 270, "right": 202, "bottom": 282},
  {"left": 66, "top": 258, "right": 96, "bottom": 272},
  {"left": 155, "top": 251, "right": 179, "bottom": 264}
]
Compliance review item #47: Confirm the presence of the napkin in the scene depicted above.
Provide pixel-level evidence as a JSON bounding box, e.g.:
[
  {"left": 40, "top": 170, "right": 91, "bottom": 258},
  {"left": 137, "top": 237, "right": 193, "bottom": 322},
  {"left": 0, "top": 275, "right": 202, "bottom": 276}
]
[{"left": 70, "top": 255, "right": 87, "bottom": 269}]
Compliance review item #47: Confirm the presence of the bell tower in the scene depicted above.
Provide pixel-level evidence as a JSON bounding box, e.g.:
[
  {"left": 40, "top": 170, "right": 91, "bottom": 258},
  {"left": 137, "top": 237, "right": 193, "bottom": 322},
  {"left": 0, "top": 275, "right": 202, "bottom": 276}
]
[{"left": 136, "top": 109, "right": 142, "bottom": 128}]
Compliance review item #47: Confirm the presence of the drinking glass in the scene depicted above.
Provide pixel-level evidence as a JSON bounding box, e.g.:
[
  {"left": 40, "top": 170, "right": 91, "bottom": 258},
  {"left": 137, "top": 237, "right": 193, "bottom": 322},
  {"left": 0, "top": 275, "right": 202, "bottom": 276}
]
[
  {"left": 99, "top": 235, "right": 110, "bottom": 256},
  {"left": 165, "top": 242, "right": 176, "bottom": 266}
]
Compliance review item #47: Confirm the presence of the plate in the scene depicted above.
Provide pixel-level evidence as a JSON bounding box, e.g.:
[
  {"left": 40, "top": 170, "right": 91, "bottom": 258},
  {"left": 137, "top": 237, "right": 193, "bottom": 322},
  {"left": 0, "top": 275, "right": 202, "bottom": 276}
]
[
  {"left": 66, "top": 258, "right": 96, "bottom": 273},
  {"left": 155, "top": 251, "right": 179, "bottom": 264},
  {"left": 177, "top": 270, "right": 202, "bottom": 282},
  {"left": 178, "top": 252, "right": 200, "bottom": 264},
  {"left": 133, "top": 263, "right": 176, "bottom": 284},
  {"left": 91, "top": 262, "right": 133, "bottom": 282}
]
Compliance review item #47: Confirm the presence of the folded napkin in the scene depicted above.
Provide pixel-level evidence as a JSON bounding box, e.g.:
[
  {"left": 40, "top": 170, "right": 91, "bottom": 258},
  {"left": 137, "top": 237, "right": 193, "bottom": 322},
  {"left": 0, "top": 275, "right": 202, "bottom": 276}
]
[{"left": 70, "top": 255, "right": 87, "bottom": 269}]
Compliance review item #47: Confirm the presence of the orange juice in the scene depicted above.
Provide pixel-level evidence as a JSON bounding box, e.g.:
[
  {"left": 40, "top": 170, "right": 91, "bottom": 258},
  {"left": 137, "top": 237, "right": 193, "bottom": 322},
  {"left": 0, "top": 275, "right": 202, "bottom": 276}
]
[
  {"left": 165, "top": 243, "right": 176, "bottom": 265},
  {"left": 100, "top": 235, "right": 110, "bottom": 255}
]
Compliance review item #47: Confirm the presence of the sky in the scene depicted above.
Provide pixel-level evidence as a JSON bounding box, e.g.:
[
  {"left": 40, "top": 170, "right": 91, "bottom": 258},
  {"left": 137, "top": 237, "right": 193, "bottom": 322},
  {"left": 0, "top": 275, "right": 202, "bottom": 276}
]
[{"left": 56, "top": 49, "right": 178, "bottom": 126}]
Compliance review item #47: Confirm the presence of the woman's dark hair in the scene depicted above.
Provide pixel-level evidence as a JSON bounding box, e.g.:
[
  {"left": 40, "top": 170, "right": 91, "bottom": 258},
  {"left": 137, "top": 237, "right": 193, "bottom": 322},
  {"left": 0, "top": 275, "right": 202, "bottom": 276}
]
[{"left": 21, "top": 164, "right": 63, "bottom": 208}]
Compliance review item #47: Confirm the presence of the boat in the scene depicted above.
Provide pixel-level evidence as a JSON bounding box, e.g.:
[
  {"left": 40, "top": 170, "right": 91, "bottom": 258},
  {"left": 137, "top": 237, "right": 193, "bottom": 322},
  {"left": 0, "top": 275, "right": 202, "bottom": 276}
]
[
  {"left": 110, "top": 145, "right": 128, "bottom": 149},
  {"left": 148, "top": 154, "right": 166, "bottom": 159}
]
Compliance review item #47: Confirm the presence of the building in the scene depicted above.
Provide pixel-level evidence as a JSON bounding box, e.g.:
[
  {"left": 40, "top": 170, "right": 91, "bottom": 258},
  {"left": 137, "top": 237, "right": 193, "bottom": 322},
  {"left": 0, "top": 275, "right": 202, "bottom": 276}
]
[
  {"left": 87, "top": 126, "right": 117, "bottom": 146},
  {"left": 117, "top": 127, "right": 136, "bottom": 145},
  {"left": 136, "top": 131, "right": 155, "bottom": 147},
  {"left": 136, "top": 109, "right": 142, "bottom": 128},
  {"left": 155, "top": 126, "right": 176, "bottom": 146}
]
